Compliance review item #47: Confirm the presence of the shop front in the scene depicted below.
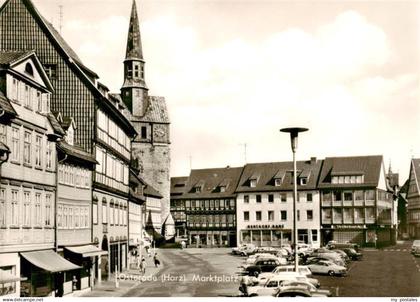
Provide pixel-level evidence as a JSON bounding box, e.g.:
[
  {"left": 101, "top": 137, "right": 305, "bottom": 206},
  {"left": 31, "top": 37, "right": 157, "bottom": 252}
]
[
  {"left": 20, "top": 250, "right": 80, "bottom": 297},
  {"left": 63, "top": 245, "right": 108, "bottom": 295},
  {"left": 239, "top": 226, "right": 292, "bottom": 247},
  {"left": 189, "top": 230, "right": 235, "bottom": 247}
]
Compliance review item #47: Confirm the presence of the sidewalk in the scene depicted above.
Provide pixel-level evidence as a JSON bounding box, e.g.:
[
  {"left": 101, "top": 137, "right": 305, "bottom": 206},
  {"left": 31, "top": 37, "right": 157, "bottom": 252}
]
[{"left": 82, "top": 248, "right": 165, "bottom": 297}]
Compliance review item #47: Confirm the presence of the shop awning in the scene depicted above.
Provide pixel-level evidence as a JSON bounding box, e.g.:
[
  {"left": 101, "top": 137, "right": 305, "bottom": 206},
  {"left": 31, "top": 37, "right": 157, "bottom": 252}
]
[
  {"left": 65, "top": 245, "right": 108, "bottom": 257},
  {"left": 0, "top": 270, "right": 25, "bottom": 284},
  {"left": 20, "top": 250, "right": 81, "bottom": 273}
]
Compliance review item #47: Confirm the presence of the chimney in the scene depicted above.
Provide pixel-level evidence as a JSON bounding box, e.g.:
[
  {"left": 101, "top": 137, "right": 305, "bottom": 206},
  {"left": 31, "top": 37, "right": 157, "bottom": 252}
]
[{"left": 310, "top": 157, "right": 317, "bottom": 165}]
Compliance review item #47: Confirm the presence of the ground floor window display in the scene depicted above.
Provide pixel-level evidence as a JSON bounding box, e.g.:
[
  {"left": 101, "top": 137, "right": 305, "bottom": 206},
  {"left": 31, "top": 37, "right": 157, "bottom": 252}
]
[
  {"left": 321, "top": 226, "right": 395, "bottom": 247},
  {"left": 189, "top": 230, "right": 236, "bottom": 247},
  {"left": 239, "top": 228, "right": 320, "bottom": 247}
]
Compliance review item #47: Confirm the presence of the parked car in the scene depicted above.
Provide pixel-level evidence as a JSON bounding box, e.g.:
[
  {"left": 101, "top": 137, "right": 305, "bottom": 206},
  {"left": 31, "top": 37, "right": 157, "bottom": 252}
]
[
  {"left": 306, "top": 260, "right": 347, "bottom": 276},
  {"left": 242, "top": 273, "right": 310, "bottom": 296},
  {"left": 305, "top": 255, "right": 346, "bottom": 268},
  {"left": 243, "top": 253, "right": 287, "bottom": 266},
  {"left": 273, "top": 286, "right": 312, "bottom": 297},
  {"left": 279, "top": 280, "right": 332, "bottom": 297},
  {"left": 242, "top": 259, "right": 282, "bottom": 277},
  {"left": 232, "top": 244, "right": 257, "bottom": 256},
  {"left": 411, "top": 240, "right": 420, "bottom": 257},
  {"left": 342, "top": 248, "right": 363, "bottom": 260},
  {"left": 257, "top": 266, "right": 319, "bottom": 288},
  {"left": 308, "top": 251, "right": 347, "bottom": 267},
  {"left": 255, "top": 247, "right": 279, "bottom": 255},
  {"left": 297, "top": 243, "right": 314, "bottom": 256},
  {"left": 330, "top": 249, "right": 350, "bottom": 263},
  {"left": 326, "top": 240, "right": 359, "bottom": 251}
]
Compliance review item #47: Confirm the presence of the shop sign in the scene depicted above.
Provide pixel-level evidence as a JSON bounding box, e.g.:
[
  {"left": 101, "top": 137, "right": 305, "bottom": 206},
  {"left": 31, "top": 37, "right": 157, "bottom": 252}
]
[{"left": 247, "top": 225, "right": 284, "bottom": 229}]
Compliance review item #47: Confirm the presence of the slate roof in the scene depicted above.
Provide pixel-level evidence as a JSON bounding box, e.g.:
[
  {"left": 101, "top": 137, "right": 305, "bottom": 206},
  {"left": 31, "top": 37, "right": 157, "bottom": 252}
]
[
  {"left": 318, "top": 155, "right": 383, "bottom": 189},
  {"left": 181, "top": 166, "right": 244, "bottom": 199},
  {"left": 129, "top": 170, "right": 146, "bottom": 203},
  {"left": 140, "top": 96, "right": 170, "bottom": 123},
  {"left": 57, "top": 141, "right": 97, "bottom": 165},
  {"left": 0, "top": 91, "right": 17, "bottom": 117},
  {"left": 235, "top": 159, "right": 322, "bottom": 193},
  {"left": 46, "top": 113, "right": 66, "bottom": 136},
  {"left": 0, "top": 51, "right": 30, "bottom": 66},
  {"left": 170, "top": 176, "right": 189, "bottom": 198}
]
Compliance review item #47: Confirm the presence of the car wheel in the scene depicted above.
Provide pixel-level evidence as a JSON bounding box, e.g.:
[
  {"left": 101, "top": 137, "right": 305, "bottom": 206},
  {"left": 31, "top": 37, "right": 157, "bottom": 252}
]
[
  {"left": 249, "top": 294, "right": 258, "bottom": 297},
  {"left": 253, "top": 271, "right": 259, "bottom": 277},
  {"left": 328, "top": 270, "right": 335, "bottom": 276}
]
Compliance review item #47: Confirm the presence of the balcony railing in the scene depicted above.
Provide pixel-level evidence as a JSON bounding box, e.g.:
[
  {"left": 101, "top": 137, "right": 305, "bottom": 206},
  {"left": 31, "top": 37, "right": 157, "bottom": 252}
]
[
  {"left": 365, "top": 200, "right": 375, "bottom": 206},
  {"left": 343, "top": 200, "right": 353, "bottom": 207},
  {"left": 354, "top": 218, "right": 364, "bottom": 224},
  {"left": 333, "top": 200, "right": 342, "bottom": 207},
  {"left": 343, "top": 217, "right": 353, "bottom": 224},
  {"left": 322, "top": 200, "right": 332, "bottom": 207},
  {"left": 365, "top": 218, "right": 375, "bottom": 224},
  {"left": 322, "top": 218, "right": 332, "bottom": 224}
]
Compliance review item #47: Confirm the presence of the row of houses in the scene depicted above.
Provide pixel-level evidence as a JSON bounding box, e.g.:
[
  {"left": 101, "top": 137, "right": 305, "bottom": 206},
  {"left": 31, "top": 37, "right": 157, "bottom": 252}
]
[
  {"left": 171, "top": 155, "right": 400, "bottom": 249},
  {"left": 0, "top": 0, "right": 172, "bottom": 298}
]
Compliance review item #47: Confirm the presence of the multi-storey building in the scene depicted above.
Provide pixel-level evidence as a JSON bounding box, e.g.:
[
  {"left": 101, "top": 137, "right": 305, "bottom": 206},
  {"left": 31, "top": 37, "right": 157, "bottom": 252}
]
[
  {"left": 172, "top": 167, "right": 243, "bottom": 247},
  {"left": 170, "top": 177, "right": 189, "bottom": 237},
  {"left": 112, "top": 0, "right": 171, "bottom": 233},
  {"left": 235, "top": 158, "right": 322, "bottom": 247},
  {"left": 0, "top": 0, "right": 137, "bottom": 282},
  {"left": 319, "top": 155, "right": 396, "bottom": 247},
  {"left": 53, "top": 113, "right": 102, "bottom": 295},
  {"left": 128, "top": 169, "right": 145, "bottom": 264},
  {"left": 0, "top": 51, "right": 80, "bottom": 297},
  {"left": 406, "top": 158, "right": 420, "bottom": 239}
]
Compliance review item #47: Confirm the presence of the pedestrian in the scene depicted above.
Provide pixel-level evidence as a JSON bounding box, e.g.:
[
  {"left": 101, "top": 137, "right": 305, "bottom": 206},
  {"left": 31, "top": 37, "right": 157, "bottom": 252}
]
[
  {"left": 139, "top": 257, "right": 146, "bottom": 275},
  {"left": 153, "top": 253, "right": 160, "bottom": 267}
]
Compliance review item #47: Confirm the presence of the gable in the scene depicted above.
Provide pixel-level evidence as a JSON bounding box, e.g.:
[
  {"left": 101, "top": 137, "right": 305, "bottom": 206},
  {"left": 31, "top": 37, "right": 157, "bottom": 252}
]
[
  {"left": 377, "top": 160, "right": 387, "bottom": 191},
  {"left": 407, "top": 160, "right": 420, "bottom": 199},
  {"left": 11, "top": 56, "right": 50, "bottom": 90}
]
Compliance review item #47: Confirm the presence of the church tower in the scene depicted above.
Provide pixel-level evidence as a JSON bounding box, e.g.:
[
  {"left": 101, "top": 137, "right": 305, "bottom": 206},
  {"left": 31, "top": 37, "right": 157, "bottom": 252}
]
[
  {"left": 122, "top": 0, "right": 171, "bottom": 234},
  {"left": 121, "top": 0, "right": 148, "bottom": 117}
]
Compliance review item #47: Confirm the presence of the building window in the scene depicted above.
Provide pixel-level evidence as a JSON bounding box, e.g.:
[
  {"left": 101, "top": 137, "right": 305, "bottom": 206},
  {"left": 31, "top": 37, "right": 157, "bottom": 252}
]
[
  {"left": 0, "top": 125, "right": 6, "bottom": 144},
  {"left": 110, "top": 202, "right": 114, "bottom": 225},
  {"left": 250, "top": 179, "right": 257, "bottom": 188},
  {"left": 45, "top": 141, "right": 53, "bottom": 170},
  {"left": 23, "top": 192, "right": 31, "bottom": 226},
  {"left": 256, "top": 195, "right": 261, "bottom": 203},
  {"left": 35, "top": 135, "right": 42, "bottom": 167},
  {"left": 11, "top": 190, "right": 19, "bottom": 225},
  {"left": 333, "top": 191, "right": 342, "bottom": 201},
  {"left": 36, "top": 91, "right": 42, "bottom": 112},
  {"left": 0, "top": 189, "right": 5, "bottom": 226},
  {"left": 268, "top": 211, "right": 274, "bottom": 221},
  {"left": 57, "top": 205, "right": 62, "bottom": 228},
  {"left": 281, "top": 193, "right": 287, "bottom": 202},
  {"left": 312, "top": 229, "right": 318, "bottom": 242},
  {"left": 297, "top": 210, "right": 300, "bottom": 221},
  {"left": 24, "top": 85, "right": 31, "bottom": 108},
  {"left": 220, "top": 186, "right": 226, "bottom": 193},
  {"left": 244, "top": 211, "right": 249, "bottom": 221},
  {"left": 307, "top": 210, "right": 313, "bottom": 221},
  {"left": 0, "top": 266, "right": 16, "bottom": 295},
  {"left": 365, "top": 190, "right": 375, "bottom": 201},
  {"left": 34, "top": 193, "right": 41, "bottom": 226},
  {"left": 93, "top": 203, "right": 98, "bottom": 224},
  {"left": 44, "top": 64, "right": 57, "bottom": 80},
  {"left": 23, "top": 131, "right": 31, "bottom": 165},
  {"left": 274, "top": 178, "right": 282, "bottom": 186},
  {"left": 244, "top": 195, "right": 249, "bottom": 203},
  {"left": 280, "top": 210, "right": 287, "bottom": 221},
  {"left": 11, "top": 127, "right": 19, "bottom": 162},
  {"left": 307, "top": 193, "right": 313, "bottom": 202},
  {"left": 102, "top": 200, "right": 107, "bottom": 224},
  {"left": 12, "top": 78, "right": 18, "bottom": 101},
  {"left": 256, "top": 211, "right": 262, "bottom": 221},
  {"left": 141, "top": 126, "right": 147, "bottom": 139},
  {"left": 45, "top": 194, "right": 52, "bottom": 226},
  {"left": 344, "top": 191, "right": 353, "bottom": 201},
  {"left": 300, "top": 177, "right": 308, "bottom": 185},
  {"left": 268, "top": 194, "right": 274, "bottom": 203},
  {"left": 194, "top": 186, "right": 201, "bottom": 193}
]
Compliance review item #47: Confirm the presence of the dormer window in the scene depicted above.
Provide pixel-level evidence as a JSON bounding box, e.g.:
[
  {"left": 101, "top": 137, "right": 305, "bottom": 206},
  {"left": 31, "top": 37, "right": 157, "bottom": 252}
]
[
  {"left": 66, "top": 126, "right": 74, "bottom": 145},
  {"left": 250, "top": 179, "right": 257, "bottom": 188},
  {"left": 220, "top": 186, "right": 226, "bottom": 193},
  {"left": 299, "top": 177, "right": 308, "bottom": 185},
  {"left": 275, "top": 178, "right": 282, "bottom": 187},
  {"left": 194, "top": 186, "right": 201, "bottom": 193}
]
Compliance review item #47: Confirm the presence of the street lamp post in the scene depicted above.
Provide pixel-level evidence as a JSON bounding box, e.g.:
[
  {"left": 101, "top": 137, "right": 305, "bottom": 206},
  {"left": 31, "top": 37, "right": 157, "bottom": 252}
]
[{"left": 280, "top": 127, "right": 308, "bottom": 273}]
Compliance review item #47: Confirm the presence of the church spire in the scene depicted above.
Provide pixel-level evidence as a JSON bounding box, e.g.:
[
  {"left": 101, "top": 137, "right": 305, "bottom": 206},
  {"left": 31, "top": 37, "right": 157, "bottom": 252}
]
[
  {"left": 126, "top": 0, "right": 143, "bottom": 60},
  {"left": 121, "top": 0, "right": 148, "bottom": 117}
]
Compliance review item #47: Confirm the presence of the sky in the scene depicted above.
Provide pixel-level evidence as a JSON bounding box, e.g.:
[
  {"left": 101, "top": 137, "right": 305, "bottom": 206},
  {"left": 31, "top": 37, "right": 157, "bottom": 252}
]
[{"left": 4, "top": 0, "right": 420, "bottom": 181}]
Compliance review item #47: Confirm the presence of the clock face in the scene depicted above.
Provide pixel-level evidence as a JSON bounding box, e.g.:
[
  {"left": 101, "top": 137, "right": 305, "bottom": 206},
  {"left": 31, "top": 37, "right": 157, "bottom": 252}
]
[{"left": 154, "top": 125, "right": 167, "bottom": 140}]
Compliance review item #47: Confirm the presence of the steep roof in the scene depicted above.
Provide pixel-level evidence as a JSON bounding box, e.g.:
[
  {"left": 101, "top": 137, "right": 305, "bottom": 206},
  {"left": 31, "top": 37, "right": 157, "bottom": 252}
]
[
  {"left": 0, "top": 50, "right": 29, "bottom": 65},
  {"left": 57, "top": 141, "right": 97, "bottom": 166},
  {"left": 125, "top": 0, "right": 144, "bottom": 61},
  {"left": 181, "top": 166, "right": 244, "bottom": 199},
  {"left": 318, "top": 155, "right": 383, "bottom": 189},
  {"left": 236, "top": 159, "right": 322, "bottom": 193},
  {"left": 139, "top": 96, "right": 170, "bottom": 123},
  {"left": 170, "top": 176, "right": 188, "bottom": 198},
  {"left": 0, "top": 91, "right": 17, "bottom": 117}
]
